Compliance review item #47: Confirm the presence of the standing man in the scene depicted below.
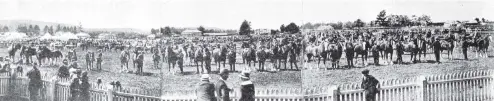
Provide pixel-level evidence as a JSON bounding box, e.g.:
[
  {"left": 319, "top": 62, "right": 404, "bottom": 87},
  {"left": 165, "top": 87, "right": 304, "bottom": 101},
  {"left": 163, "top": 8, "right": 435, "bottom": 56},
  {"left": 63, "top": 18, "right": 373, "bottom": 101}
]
[
  {"left": 196, "top": 74, "right": 216, "bottom": 101},
  {"left": 257, "top": 46, "right": 266, "bottom": 71},
  {"left": 177, "top": 49, "right": 184, "bottom": 73},
  {"left": 136, "top": 51, "right": 144, "bottom": 75},
  {"left": 462, "top": 35, "right": 469, "bottom": 60},
  {"left": 396, "top": 41, "right": 404, "bottom": 64},
  {"left": 204, "top": 48, "right": 212, "bottom": 73},
  {"left": 361, "top": 69, "right": 380, "bottom": 101},
  {"left": 27, "top": 63, "right": 41, "bottom": 101},
  {"left": 228, "top": 48, "right": 236, "bottom": 72},
  {"left": 215, "top": 69, "right": 231, "bottom": 101},
  {"left": 371, "top": 45, "right": 380, "bottom": 65},
  {"left": 58, "top": 59, "right": 70, "bottom": 78},
  {"left": 433, "top": 37, "right": 442, "bottom": 63},
  {"left": 96, "top": 50, "right": 103, "bottom": 70},
  {"left": 153, "top": 51, "right": 161, "bottom": 69},
  {"left": 239, "top": 71, "right": 255, "bottom": 101},
  {"left": 85, "top": 52, "right": 92, "bottom": 70},
  {"left": 90, "top": 52, "right": 95, "bottom": 69}
]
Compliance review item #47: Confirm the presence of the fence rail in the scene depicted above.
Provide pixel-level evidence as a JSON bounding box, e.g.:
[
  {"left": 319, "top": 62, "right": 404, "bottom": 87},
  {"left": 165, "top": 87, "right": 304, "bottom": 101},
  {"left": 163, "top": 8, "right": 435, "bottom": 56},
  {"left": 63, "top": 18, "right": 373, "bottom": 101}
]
[{"left": 0, "top": 70, "right": 493, "bottom": 101}]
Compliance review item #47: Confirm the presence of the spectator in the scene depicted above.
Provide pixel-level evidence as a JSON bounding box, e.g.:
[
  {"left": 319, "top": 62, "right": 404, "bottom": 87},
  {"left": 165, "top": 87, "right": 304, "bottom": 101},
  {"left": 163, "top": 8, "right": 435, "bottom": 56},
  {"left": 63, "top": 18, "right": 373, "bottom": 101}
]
[
  {"left": 361, "top": 69, "right": 380, "bottom": 101},
  {"left": 136, "top": 51, "right": 144, "bottom": 75},
  {"left": 80, "top": 71, "right": 90, "bottom": 101},
  {"left": 239, "top": 71, "right": 255, "bottom": 101},
  {"left": 153, "top": 51, "right": 161, "bottom": 69},
  {"left": 85, "top": 52, "right": 92, "bottom": 70},
  {"left": 27, "top": 63, "right": 41, "bottom": 101},
  {"left": 215, "top": 69, "right": 231, "bottom": 101},
  {"left": 58, "top": 59, "right": 70, "bottom": 78},
  {"left": 433, "top": 37, "right": 442, "bottom": 63},
  {"left": 196, "top": 74, "right": 216, "bottom": 101},
  {"left": 96, "top": 50, "right": 103, "bottom": 70},
  {"left": 69, "top": 78, "right": 80, "bottom": 101}
]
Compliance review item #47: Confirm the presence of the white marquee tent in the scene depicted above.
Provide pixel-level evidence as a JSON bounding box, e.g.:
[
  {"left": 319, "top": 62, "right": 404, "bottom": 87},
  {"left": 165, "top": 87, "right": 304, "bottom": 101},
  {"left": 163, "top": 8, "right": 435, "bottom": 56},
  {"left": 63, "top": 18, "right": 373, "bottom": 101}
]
[
  {"left": 1, "top": 32, "right": 28, "bottom": 40},
  {"left": 76, "top": 32, "right": 91, "bottom": 39},
  {"left": 40, "top": 33, "right": 53, "bottom": 40},
  {"left": 52, "top": 32, "right": 79, "bottom": 41}
]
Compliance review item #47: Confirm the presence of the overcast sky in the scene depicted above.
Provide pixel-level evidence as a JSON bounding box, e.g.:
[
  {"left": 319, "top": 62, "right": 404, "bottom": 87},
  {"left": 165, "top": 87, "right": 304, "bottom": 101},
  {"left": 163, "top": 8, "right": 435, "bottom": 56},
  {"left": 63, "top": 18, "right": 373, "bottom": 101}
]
[{"left": 0, "top": 0, "right": 492, "bottom": 30}]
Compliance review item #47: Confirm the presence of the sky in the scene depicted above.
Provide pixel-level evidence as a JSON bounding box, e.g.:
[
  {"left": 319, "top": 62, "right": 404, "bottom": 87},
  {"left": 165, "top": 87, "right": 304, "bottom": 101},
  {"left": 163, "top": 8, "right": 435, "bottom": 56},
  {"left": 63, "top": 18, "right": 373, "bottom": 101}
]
[{"left": 0, "top": 0, "right": 492, "bottom": 30}]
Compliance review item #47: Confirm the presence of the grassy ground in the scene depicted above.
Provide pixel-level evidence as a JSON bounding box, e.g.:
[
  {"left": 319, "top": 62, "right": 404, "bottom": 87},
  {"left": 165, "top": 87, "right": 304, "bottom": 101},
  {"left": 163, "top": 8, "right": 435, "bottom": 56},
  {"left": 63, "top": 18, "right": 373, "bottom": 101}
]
[{"left": 0, "top": 47, "right": 303, "bottom": 92}]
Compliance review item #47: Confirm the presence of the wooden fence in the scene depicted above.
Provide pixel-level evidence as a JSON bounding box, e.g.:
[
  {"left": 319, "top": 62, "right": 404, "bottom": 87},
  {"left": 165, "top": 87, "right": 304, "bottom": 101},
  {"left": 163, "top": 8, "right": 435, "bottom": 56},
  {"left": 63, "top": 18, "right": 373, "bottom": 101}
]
[{"left": 0, "top": 70, "right": 493, "bottom": 101}]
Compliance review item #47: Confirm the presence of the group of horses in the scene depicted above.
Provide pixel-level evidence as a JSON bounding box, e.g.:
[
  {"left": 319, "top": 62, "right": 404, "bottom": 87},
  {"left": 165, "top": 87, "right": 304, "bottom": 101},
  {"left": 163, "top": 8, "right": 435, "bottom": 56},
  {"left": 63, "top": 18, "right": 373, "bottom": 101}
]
[
  {"left": 8, "top": 44, "right": 64, "bottom": 66},
  {"left": 304, "top": 32, "right": 492, "bottom": 69}
]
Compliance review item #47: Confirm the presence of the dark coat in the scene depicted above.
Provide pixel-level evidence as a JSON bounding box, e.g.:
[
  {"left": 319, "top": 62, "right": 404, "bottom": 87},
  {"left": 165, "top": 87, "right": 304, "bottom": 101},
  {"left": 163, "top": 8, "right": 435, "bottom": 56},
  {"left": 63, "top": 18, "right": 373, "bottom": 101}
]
[
  {"left": 196, "top": 81, "right": 216, "bottom": 101},
  {"left": 239, "top": 81, "right": 255, "bottom": 101},
  {"left": 215, "top": 79, "right": 231, "bottom": 101},
  {"left": 361, "top": 75, "right": 379, "bottom": 94},
  {"left": 27, "top": 68, "right": 42, "bottom": 88}
]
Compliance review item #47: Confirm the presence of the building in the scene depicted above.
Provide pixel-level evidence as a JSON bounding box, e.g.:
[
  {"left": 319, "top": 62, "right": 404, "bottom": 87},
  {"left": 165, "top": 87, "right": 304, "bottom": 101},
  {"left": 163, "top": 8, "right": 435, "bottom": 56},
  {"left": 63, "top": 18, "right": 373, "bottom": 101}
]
[
  {"left": 254, "top": 29, "right": 270, "bottom": 35},
  {"left": 98, "top": 33, "right": 116, "bottom": 39},
  {"left": 181, "top": 30, "right": 202, "bottom": 37}
]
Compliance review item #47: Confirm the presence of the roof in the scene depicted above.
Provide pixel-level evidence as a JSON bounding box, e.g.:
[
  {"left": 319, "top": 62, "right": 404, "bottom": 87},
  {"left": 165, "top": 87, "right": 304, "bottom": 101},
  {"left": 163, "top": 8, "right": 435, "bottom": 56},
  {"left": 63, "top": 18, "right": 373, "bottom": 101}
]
[
  {"left": 182, "top": 30, "right": 201, "bottom": 33},
  {"left": 204, "top": 33, "right": 228, "bottom": 36}
]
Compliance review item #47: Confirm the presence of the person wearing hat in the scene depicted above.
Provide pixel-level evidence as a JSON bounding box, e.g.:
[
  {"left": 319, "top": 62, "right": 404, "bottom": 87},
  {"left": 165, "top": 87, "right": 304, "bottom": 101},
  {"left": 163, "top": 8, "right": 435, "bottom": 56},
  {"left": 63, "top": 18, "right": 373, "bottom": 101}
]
[
  {"left": 27, "top": 62, "right": 41, "bottom": 101},
  {"left": 85, "top": 51, "right": 92, "bottom": 70},
  {"left": 215, "top": 69, "right": 231, "bottom": 101},
  {"left": 239, "top": 71, "right": 255, "bottom": 101},
  {"left": 58, "top": 59, "right": 70, "bottom": 78},
  {"left": 96, "top": 51, "right": 103, "bottom": 70},
  {"left": 396, "top": 41, "right": 404, "bottom": 64},
  {"left": 152, "top": 51, "right": 161, "bottom": 69},
  {"left": 136, "top": 51, "right": 144, "bottom": 75},
  {"left": 462, "top": 35, "right": 470, "bottom": 60},
  {"left": 361, "top": 69, "right": 380, "bottom": 101},
  {"left": 196, "top": 74, "right": 216, "bottom": 101},
  {"left": 176, "top": 49, "right": 184, "bottom": 73},
  {"left": 80, "top": 71, "right": 90, "bottom": 101},
  {"left": 204, "top": 48, "right": 212, "bottom": 73},
  {"left": 432, "top": 37, "right": 442, "bottom": 63}
]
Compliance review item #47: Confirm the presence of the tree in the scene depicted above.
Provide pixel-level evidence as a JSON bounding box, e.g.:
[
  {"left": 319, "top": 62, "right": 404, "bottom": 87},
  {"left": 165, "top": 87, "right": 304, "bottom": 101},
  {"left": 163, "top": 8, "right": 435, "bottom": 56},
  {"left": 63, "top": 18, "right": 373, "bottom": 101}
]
[
  {"left": 482, "top": 18, "right": 486, "bottom": 23},
  {"left": 417, "top": 15, "right": 431, "bottom": 26},
  {"left": 354, "top": 19, "right": 365, "bottom": 28},
  {"left": 49, "top": 26, "right": 54, "bottom": 34},
  {"left": 198, "top": 26, "right": 205, "bottom": 35},
  {"left": 280, "top": 24, "right": 285, "bottom": 33},
  {"left": 43, "top": 25, "right": 49, "bottom": 33},
  {"left": 34, "top": 25, "right": 40, "bottom": 35},
  {"left": 343, "top": 21, "right": 354, "bottom": 29},
  {"left": 270, "top": 29, "right": 278, "bottom": 35},
  {"left": 3, "top": 26, "right": 8, "bottom": 32},
  {"left": 239, "top": 20, "right": 251, "bottom": 35},
  {"left": 376, "top": 10, "right": 387, "bottom": 26},
  {"left": 160, "top": 26, "right": 172, "bottom": 36},
  {"left": 56, "top": 25, "right": 61, "bottom": 32},
  {"left": 150, "top": 28, "right": 157, "bottom": 34},
  {"left": 285, "top": 22, "right": 300, "bottom": 34},
  {"left": 475, "top": 18, "right": 481, "bottom": 23}
]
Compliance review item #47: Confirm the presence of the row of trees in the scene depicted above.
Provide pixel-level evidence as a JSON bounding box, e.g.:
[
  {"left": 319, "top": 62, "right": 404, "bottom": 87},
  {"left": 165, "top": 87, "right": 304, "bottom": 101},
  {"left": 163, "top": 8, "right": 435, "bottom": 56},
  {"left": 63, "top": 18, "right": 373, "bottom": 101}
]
[
  {"left": 374, "top": 10, "right": 431, "bottom": 27},
  {"left": 0, "top": 24, "right": 81, "bottom": 36}
]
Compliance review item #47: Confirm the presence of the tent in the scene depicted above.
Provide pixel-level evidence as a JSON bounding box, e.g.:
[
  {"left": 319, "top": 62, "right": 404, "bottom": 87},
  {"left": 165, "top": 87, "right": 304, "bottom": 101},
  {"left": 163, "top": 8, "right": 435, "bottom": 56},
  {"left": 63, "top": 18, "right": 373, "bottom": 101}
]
[
  {"left": 316, "top": 25, "right": 334, "bottom": 31},
  {"left": 1, "top": 32, "right": 28, "bottom": 40},
  {"left": 76, "top": 32, "right": 91, "bottom": 39},
  {"left": 52, "top": 32, "right": 79, "bottom": 41},
  {"left": 40, "top": 33, "right": 53, "bottom": 40},
  {"left": 147, "top": 34, "right": 156, "bottom": 39}
]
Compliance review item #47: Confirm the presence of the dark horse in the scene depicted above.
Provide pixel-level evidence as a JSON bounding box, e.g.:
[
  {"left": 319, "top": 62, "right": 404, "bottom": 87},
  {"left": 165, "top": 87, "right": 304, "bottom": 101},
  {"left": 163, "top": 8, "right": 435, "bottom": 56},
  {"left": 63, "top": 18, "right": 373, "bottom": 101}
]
[
  {"left": 166, "top": 46, "right": 177, "bottom": 72},
  {"left": 465, "top": 35, "right": 490, "bottom": 58},
  {"left": 21, "top": 46, "right": 37, "bottom": 64},
  {"left": 8, "top": 44, "right": 22, "bottom": 62},
  {"left": 37, "top": 46, "right": 63, "bottom": 66},
  {"left": 377, "top": 39, "right": 394, "bottom": 64},
  {"left": 194, "top": 46, "right": 204, "bottom": 74},
  {"left": 213, "top": 45, "right": 228, "bottom": 71},
  {"left": 328, "top": 42, "right": 343, "bottom": 69},
  {"left": 354, "top": 40, "right": 371, "bottom": 66},
  {"left": 345, "top": 41, "right": 355, "bottom": 68},
  {"left": 242, "top": 47, "right": 256, "bottom": 67}
]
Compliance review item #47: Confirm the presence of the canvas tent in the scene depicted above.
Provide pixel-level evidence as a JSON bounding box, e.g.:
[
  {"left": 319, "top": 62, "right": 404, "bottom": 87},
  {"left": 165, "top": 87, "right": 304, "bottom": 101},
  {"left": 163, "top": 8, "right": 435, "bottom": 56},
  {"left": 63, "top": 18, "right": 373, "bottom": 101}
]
[
  {"left": 76, "top": 32, "right": 91, "bottom": 39},
  {"left": 40, "top": 33, "right": 53, "bottom": 40},
  {"left": 51, "top": 32, "right": 79, "bottom": 41},
  {"left": 1, "top": 32, "right": 28, "bottom": 40}
]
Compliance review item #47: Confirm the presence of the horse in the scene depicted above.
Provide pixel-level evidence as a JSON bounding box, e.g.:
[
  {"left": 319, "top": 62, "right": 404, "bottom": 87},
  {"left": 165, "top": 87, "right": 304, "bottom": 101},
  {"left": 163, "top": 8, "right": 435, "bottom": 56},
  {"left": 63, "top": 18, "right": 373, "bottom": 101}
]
[
  {"left": 353, "top": 40, "right": 370, "bottom": 66},
  {"left": 227, "top": 48, "right": 237, "bottom": 72},
  {"left": 305, "top": 41, "right": 330, "bottom": 65},
  {"left": 242, "top": 47, "right": 256, "bottom": 67},
  {"left": 377, "top": 39, "right": 394, "bottom": 64},
  {"left": 328, "top": 42, "right": 343, "bottom": 69},
  {"left": 439, "top": 39, "right": 455, "bottom": 60},
  {"left": 212, "top": 45, "right": 227, "bottom": 70},
  {"left": 469, "top": 36, "right": 491, "bottom": 58},
  {"left": 166, "top": 46, "right": 177, "bottom": 72},
  {"left": 278, "top": 44, "right": 293, "bottom": 70},
  {"left": 21, "top": 46, "right": 37, "bottom": 64},
  {"left": 194, "top": 46, "right": 204, "bottom": 74},
  {"left": 402, "top": 40, "right": 419, "bottom": 63},
  {"left": 8, "top": 44, "right": 21, "bottom": 62},
  {"left": 344, "top": 41, "right": 355, "bottom": 68},
  {"left": 120, "top": 50, "right": 130, "bottom": 70},
  {"left": 37, "top": 46, "right": 63, "bottom": 65}
]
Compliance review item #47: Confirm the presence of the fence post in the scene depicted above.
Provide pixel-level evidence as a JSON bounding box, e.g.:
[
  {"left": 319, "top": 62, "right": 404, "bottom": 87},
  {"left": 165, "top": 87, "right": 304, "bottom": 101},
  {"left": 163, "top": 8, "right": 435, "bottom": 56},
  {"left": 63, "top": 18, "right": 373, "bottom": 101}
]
[
  {"left": 417, "top": 76, "right": 427, "bottom": 101},
  {"left": 329, "top": 86, "right": 340, "bottom": 101},
  {"left": 107, "top": 86, "right": 114, "bottom": 101},
  {"left": 50, "top": 77, "right": 58, "bottom": 101}
]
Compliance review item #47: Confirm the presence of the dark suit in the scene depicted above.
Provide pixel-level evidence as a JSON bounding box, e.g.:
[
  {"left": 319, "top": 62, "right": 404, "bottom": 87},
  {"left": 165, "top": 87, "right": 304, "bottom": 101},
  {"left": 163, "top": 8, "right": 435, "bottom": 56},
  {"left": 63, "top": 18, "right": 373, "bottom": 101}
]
[
  {"left": 196, "top": 81, "right": 216, "bottom": 101},
  {"left": 433, "top": 40, "right": 441, "bottom": 63},
  {"left": 361, "top": 75, "right": 379, "bottom": 101},
  {"left": 215, "top": 79, "right": 231, "bottom": 101},
  {"left": 239, "top": 81, "right": 255, "bottom": 101},
  {"left": 27, "top": 68, "right": 41, "bottom": 101}
]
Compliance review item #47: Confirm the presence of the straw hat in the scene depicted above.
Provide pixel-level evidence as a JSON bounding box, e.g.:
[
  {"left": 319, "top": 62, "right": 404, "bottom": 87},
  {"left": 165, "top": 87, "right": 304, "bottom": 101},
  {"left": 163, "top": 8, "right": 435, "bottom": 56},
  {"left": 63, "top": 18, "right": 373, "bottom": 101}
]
[
  {"left": 200, "top": 74, "right": 210, "bottom": 81},
  {"left": 239, "top": 71, "right": 250, "bottom": 80}
]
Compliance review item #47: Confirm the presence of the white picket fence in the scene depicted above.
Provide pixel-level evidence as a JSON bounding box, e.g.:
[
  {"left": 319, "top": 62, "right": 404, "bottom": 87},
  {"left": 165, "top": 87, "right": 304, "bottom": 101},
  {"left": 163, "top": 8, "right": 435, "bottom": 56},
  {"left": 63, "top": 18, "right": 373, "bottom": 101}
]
[{"left": 0, "top": 70, "right": 493, "bottom": 101}]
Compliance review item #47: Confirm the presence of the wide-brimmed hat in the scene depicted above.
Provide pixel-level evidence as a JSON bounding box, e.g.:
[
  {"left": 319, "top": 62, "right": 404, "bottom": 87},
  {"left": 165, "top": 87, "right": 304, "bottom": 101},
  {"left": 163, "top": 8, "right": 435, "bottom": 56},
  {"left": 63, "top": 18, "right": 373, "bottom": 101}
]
[
  {"left": 361, "top": 69, "right": 370, "bottom": 75},
  {"left": 200, "top": 74, "right": 210, "bottom": 81},
  {"left": 239, "top": 71, "right": 250, "bottom": 80},
  {"left": 218, "top": 69, "right": 229, "bottom": 75}
]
